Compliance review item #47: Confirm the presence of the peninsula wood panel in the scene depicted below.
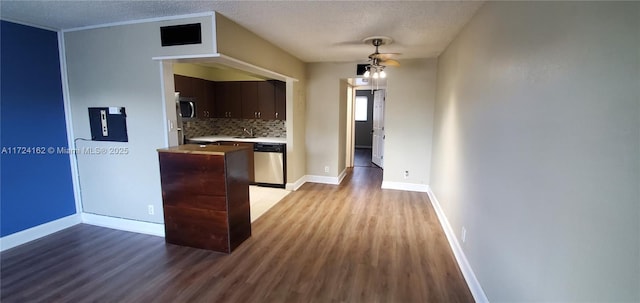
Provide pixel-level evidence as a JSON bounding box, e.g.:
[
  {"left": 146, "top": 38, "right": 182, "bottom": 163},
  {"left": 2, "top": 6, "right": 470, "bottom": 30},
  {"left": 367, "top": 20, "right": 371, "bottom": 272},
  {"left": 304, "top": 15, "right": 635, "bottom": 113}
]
[
  {"left": 216, "top": 141, "right": 255, "bottom": 183},
  {"left": 1, "top": 167, "right": 473, "bottom": 302},
  {"left": 158, "top": 148, "right": 250, "bottom": 253}
]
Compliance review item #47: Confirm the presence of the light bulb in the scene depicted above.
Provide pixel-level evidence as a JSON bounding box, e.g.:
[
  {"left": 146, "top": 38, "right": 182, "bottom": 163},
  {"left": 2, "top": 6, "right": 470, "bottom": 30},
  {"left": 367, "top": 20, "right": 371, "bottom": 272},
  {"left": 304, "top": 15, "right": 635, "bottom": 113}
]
[
  {"left": 380, "top": 70, "right": 386, "bottom": 78},
  {"left": 363, "top": 70, "right": 370, "bottom": 78},
  {"left": 373, "top": 71, "right": 379, "bottom": 79}
]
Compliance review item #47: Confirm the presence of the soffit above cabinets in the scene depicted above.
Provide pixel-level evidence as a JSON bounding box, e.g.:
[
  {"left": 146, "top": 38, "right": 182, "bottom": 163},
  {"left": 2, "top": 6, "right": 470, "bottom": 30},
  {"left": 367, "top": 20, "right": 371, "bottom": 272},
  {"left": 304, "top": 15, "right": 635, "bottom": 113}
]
[{"left": 174, "top": 63, "right": 268, "bottom": 82}]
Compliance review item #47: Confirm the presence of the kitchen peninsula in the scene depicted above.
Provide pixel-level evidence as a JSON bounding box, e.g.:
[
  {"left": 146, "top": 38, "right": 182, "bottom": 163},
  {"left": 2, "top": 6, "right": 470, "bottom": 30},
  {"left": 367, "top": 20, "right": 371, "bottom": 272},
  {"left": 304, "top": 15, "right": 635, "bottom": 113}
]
[{"left": 157, "top": 144, "right": 251, "bottom": 253}]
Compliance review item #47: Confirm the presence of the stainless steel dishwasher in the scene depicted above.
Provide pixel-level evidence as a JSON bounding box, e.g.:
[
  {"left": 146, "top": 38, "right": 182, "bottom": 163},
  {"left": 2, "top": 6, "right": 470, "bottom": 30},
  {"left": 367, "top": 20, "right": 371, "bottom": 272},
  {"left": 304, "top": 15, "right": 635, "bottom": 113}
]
[{"left": 253, "top": 143, "right": 286, "bottom": 188}]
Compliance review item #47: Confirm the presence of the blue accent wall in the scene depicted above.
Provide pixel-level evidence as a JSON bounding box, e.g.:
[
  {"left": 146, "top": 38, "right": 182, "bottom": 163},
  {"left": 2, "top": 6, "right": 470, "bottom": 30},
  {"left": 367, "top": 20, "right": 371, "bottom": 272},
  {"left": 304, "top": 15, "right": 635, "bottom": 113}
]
[{"left": 1, "top": 21, "right": 76, "bottom": 237}]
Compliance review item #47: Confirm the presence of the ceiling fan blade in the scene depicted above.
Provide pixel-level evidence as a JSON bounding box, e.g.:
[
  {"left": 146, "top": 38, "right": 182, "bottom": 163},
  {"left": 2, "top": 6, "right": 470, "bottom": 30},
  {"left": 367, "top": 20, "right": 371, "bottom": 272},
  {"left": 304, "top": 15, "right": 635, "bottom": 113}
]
[
  {"left": 370, "top": 52, "right": 401, "bottom": 60},
  {"left": 381, "top": 59, "right": 400, "bottom": 67}
]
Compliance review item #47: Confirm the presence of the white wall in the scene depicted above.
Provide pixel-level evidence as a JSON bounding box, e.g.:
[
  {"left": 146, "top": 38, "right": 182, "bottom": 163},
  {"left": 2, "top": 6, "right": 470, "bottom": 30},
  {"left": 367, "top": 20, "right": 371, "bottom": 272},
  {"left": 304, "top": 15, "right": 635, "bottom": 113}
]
[
  {"left": 384, "top": 58, "right": 437, "bottom": 186},
  {"left": 306, "top": 63, "right": 353, "bottom": 177},
  {"left": 306, "top": 59, "right": 438, "bottom": 186},
  {"left": 431, "top": 2, "right": 640, "bottom": 302},
  {"left": 64, "top": 16, "right": 215, "bottom": 223}
]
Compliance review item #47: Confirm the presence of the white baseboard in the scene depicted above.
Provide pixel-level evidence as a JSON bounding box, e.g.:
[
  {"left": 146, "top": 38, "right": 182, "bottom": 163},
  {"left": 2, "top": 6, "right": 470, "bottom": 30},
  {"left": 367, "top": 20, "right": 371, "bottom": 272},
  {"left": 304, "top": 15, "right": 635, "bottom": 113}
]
[
  {"left": 337, "top": 168, "right": 347, "bottom": 184},
  {"left": 0, "top": 214, "right": 82, "bottom": 252},
  {"left": 426, "top": 187, "right": 489, "bottom": 303},
  {"left": 305, "top": 175, "right": 337, "bottom": 185},
  {"left": 286, "top": 175, "right": 307, "bottom": 191},
  {"left": 306, "top": 167, "right": 349, "bottom": 186},
  {"left": 81, "top": 213, "right": 165, "bottom": 237},
  {"left": 381, "top": 181, "right": 429, "bottom": 192}
]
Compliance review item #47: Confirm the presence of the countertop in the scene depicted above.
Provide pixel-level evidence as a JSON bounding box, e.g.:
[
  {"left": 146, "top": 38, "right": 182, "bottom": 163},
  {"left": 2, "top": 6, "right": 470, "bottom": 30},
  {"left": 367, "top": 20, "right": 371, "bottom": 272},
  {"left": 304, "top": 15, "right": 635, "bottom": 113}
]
[
  {"left": 188, "top": 136, "right": 287, "bottom": 144},
  {"left": 157, "top": 144, "right": 249, "bottom": 155}
]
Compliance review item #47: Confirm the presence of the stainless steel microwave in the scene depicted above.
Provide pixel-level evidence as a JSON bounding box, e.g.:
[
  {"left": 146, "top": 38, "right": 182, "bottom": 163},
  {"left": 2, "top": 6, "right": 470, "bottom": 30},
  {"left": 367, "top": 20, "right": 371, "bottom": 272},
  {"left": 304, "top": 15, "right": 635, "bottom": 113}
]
[{"left": 179, "top": 98, "right": 196, "bottom": 118}]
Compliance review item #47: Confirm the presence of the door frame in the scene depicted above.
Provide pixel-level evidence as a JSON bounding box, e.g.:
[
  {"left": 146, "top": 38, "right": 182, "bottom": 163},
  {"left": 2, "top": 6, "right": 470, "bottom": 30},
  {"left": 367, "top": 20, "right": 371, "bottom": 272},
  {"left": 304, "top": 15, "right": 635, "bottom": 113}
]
[{"left": 346, "top": 80, "right": 386, "bottom": 170}]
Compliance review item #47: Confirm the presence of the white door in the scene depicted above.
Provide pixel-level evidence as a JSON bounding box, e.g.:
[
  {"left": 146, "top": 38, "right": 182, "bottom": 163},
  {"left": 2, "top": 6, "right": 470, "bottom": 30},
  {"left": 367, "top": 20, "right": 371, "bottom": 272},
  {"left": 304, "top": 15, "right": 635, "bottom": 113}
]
[{"left": 372, "top": 90, "right": 385, "bottom": 168}]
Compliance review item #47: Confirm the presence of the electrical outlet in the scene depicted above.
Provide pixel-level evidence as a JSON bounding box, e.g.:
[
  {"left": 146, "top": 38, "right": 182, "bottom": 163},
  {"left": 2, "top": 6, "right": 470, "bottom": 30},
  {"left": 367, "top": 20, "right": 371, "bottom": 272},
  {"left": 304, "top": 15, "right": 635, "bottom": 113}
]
[
  {"left": 148, "top": 205, "right": 154, "bottom": 215},
  {"left": 462, "top": 227, "right": 467, "bottom": 243},
  {"left": 404, "top": 170, "right": 409, "bottom": 179},
  {"left": 324, "top": 166, "right": 329, "bottom": 173}
]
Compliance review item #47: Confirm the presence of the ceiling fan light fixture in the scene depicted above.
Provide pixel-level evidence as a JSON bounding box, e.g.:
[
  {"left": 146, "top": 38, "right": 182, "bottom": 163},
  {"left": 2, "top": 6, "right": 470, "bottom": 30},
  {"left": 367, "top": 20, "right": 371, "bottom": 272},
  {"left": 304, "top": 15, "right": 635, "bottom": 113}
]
[
  {"left": 363, "top": 70, "right": 370, "bottom": 78},
  {"left": 379, "top": 70, "right": 386, "bottom": 78},
  {"left": 372, "top": 71, "right": 379, "bottom": 79}
]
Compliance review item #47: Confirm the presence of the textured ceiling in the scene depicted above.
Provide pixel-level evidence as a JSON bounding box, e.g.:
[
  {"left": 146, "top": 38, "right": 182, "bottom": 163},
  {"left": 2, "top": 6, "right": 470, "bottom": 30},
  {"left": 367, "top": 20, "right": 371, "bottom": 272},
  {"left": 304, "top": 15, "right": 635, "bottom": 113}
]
[{"left": 0, "top": 0, "right": 483, "bottom": 63}]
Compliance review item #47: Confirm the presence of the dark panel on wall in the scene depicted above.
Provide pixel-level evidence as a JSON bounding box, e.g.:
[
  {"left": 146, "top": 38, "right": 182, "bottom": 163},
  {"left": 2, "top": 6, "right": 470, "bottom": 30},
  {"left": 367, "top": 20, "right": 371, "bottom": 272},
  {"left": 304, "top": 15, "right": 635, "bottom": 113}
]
[
  {"left": 160, "top": 23, "right": 202, "bottom": 47},
  {"left": 0, "top": 21, "right": 76, "bottom": 236}
]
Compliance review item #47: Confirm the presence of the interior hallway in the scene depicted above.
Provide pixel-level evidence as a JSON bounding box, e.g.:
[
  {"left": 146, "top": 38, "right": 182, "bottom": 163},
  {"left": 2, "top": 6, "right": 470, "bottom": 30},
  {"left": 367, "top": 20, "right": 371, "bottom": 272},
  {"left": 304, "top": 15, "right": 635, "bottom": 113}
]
[{"left": 354, "top": 147, "right": 375, "bottom": 168}]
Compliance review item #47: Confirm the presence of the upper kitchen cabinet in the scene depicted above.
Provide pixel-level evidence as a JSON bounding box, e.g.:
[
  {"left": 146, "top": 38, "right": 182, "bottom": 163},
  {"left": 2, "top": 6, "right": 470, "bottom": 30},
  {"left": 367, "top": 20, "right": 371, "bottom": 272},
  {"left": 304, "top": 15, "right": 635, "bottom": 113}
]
[
  {"left": 242, "top": 81, "right": 279, "bottom": 120},
  {"left": 241, "top": 81, "right": 259, "bottom": 119},
  {"left": 214, "top": 82, "right": 242, "bottom": 118},
  {"left": 274, "top": 81, "right": 286, "bottom": 121},
  {"left": 174, "top": 74, "right": 194, "bottom": 97},
  {"left": 174, "top": 75, "right": 214, "bottom": 118},
  {"left": 213, "top": 80, "right": 286, "bottom": 120},
  {"left": 202, "top": 80, "right": 215, "bottom": 118},
  {"left": 257, "top": 81, "right": 276, "bottom": 120}
]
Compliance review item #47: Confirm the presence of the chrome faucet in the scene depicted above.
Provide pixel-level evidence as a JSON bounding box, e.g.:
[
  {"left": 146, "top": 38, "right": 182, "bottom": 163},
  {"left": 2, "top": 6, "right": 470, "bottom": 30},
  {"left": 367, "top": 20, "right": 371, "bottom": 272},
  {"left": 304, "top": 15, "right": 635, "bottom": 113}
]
[{"left": 243, "top": 128, "right": 253, "bottom": 137}]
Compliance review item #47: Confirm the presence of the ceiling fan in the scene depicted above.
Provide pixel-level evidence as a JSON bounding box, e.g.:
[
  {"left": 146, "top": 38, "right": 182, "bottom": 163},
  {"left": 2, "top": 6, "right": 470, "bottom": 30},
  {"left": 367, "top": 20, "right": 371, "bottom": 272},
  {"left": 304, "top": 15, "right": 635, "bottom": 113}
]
[
  {"left": 362, "top": 36, "right": 400, "bottom": 79},
  {"left": 364, "top": 36, "right": 400, "bottom": 66}
]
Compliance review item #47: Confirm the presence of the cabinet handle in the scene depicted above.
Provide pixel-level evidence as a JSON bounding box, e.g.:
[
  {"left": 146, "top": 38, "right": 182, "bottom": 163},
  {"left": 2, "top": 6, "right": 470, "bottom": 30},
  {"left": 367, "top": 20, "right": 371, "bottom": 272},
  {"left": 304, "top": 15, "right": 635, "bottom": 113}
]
[
  {"left": 258, "top": 112, "right": 261, "bottom": 118},
  {"left": 254, "top": 112, "right": 257, "bottom": 118},
  {"left": 275, "top": 112, "right": 278, "bottom": 119}
]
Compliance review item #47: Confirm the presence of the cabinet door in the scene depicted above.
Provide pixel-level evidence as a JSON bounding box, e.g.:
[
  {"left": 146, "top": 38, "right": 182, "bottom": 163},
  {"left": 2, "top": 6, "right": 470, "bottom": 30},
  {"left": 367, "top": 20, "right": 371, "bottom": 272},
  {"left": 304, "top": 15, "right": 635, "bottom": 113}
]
[
  {"left": 274, "top": 81, "right": 286, "bottom": 120},
  {"left": 241, "top": 82, "right": 259, "bottom": 119},
  {"left": 213, "top": 82, "right": 229, "bottom": 118},
  {"left": 203, "top": 81, "right": 216, "bottom": 118},
  {"left": 257, "top": 81, "right": 276, "bottom": 120},
  {"left": 193, "top": 78, "right": 209, "bottom": 118},
  {"left": 174, "top": 74, "right": 194, "bottom": 97},
  {"left": 215, "top": 82, "right": 243, "bottom": 118}
]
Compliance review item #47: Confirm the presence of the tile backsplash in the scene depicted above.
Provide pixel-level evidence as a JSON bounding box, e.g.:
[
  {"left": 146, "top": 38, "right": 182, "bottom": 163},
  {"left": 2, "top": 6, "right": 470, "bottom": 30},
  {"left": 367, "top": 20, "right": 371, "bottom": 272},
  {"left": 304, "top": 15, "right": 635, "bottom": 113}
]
[{"left": 183, "top": 118, "right": 286, "bottom": 139}]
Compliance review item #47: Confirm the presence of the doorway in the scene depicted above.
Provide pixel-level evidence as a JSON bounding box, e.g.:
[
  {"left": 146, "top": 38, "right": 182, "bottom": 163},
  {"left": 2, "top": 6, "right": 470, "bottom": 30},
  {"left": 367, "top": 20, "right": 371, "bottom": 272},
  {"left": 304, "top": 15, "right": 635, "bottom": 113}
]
[
  {"left": 346, "top": 81, "right": 385, "bottom": 170},
  {"left": 354, "top": 90, "right": 374, "bottom": 167}
]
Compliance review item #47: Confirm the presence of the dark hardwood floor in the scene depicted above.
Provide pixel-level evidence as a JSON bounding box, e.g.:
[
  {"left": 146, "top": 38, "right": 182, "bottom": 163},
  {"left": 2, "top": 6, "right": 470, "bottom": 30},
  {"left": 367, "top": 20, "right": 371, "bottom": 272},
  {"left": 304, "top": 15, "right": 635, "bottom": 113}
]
[
  {"left": 354, "top": 147, "right": 374, "bottom": 167},
  {"left": 0, "top": 167, "right": 474, "bottom": 303}
]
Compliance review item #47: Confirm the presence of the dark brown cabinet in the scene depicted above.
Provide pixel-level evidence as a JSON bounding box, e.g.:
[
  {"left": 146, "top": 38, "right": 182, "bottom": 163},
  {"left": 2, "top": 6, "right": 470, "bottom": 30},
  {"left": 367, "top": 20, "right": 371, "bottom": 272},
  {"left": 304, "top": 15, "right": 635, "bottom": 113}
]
[
  {"left": 177, "top": 77, "right": 286, "bottom": 121},
  {"left": 241, "top": 82, "right": 259, "bottom": 119},
  {"left": 241, "top": 81, "right": 279, "bottom": 120},
  {"left": 195, "top": 78, "right": 214, "bottom": 118},
  {"left": 214, "top": 82, "right": 242, "bottom": 118},
  {"left": 174, "top": 75, "right": 214, "bottom": 118},
  {"left": 274, "top": 81, "right": 286, "bottom": 120},
  {"left": 257, "top": 81, "right": 276, "bottom": 119},
  {"left": 158, "top": 145, "right": 251, "bottom": 253},
  {"left": 174, "top": 74, "right": 194, "bottom": 97}
]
